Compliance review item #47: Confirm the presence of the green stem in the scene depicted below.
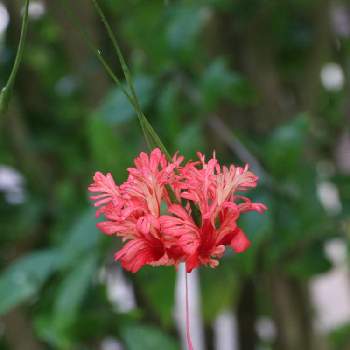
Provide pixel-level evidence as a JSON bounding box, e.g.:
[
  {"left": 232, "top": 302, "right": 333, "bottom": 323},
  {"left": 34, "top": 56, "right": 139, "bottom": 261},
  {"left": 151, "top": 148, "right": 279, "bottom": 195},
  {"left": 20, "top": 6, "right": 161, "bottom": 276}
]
[
  {"left": 63, "top": 0, "right": 178, "bottom": 202},
  {"left": 90, "top": 0, "right": 141, "bottom": 111},
  {"left": 60, "top": 0, "right": 137, "bottom": 109},
  {"left": 90, "top": 0, "right": 171, "bottom": 160},
  {"left": 0, "top": 0, "right": 30, "bottom": 116}
]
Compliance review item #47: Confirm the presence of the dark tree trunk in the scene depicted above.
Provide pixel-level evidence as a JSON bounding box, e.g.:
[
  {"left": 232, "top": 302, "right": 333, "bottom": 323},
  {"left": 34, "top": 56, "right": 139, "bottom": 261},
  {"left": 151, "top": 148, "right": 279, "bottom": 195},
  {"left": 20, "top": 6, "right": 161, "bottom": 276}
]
[{"left": 237, "top": 278, "right": 258, "bottom": 350}]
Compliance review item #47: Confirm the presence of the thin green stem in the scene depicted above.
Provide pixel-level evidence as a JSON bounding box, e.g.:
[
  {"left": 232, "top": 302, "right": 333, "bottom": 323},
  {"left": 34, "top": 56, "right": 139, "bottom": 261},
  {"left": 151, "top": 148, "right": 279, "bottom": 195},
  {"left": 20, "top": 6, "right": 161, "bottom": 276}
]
[
  {"left": 62, "top": 0, "right": 172, "bottom": 159},
  {"left": 60, "top": 0, "right": 139, "bottom": 110},
  {"left": 62, "top": 1, "right": 177, "bottom": 203},
  {"left": 82, "top": 41, "right": 140, "bottom": 112},
  {"left": 90, "top": 0, "right": 141, "bottom": 111},
  {"left": 0, "top": 0, "right": 30, "bottom": 116},
  {"left": 90, "top": 0, "right": 171, "bottom": 160}
]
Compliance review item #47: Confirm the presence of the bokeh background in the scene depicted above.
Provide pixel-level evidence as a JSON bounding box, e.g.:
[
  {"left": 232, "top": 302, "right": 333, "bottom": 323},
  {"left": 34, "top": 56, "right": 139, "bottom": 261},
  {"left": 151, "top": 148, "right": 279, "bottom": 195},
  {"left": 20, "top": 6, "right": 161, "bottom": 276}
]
[{"left": 1, "top": 0, "right": 350, "bottom": 349}]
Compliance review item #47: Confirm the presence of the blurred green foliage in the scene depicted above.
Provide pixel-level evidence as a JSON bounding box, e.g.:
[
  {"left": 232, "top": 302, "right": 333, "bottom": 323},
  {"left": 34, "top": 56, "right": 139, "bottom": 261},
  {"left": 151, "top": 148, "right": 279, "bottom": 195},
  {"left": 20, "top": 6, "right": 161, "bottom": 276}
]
[{"left": 0, "top": 0, "right": 350, "bottom": 349}]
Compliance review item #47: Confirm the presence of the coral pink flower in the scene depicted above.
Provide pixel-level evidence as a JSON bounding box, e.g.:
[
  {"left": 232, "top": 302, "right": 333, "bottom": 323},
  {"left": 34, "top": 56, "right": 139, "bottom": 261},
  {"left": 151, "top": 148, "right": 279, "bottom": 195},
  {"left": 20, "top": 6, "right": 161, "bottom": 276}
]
[
  {"left": 89, "top": 149, "right": 266, "bottom": 273},
  {"left": 160, "top": 152, "right": 267, "bottom": 272},
  {"left": 89, "top": 149, "right": 184, "bottom": 272}
]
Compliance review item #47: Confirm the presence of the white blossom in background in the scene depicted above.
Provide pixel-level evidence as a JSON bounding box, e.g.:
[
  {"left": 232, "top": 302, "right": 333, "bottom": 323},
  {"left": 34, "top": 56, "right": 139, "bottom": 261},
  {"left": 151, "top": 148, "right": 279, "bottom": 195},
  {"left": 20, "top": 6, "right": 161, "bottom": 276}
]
[
  {"left": 0, "top": 2, "right": 9, "bottom": 35},
  {"left": 320, "top": 63, "right": 344, "bottom": 91},
  {"left": 331, "top": 4, "right": 350, "bottom": 38},
  {"left": 175, "top": 265, "right": 205, "bottom": 350},
  {"left": 22, "top": 1, "right": 45, "bottom": 20},
  {"left": 29, "top": 1, "right": 45, "bottom": 19},
  {"left": 0, "top": 165, "right": 26, "bottom": 204},
  {"left": 309, "top": 150, "right": 350, "bottom": 334},
  {"left": 105, "top": 267, "right": 136, "bottom": 313},
  {"left": 317, "top": 181, "right": 342, "bottom": 216},
  {"left": 311, "top": 239, "right": 350, "bottom": 332},
  {"left": 101, "top": 337, "right": 124, "bottom": 350},
  {"left": 311, "top": 240, "right": 350, "bottom": 332},
  {"left": 256, "top": 317, "right": 276, "bottom": 343},
  {"left": 214, "top": 311, "right": 238, "bottom": 350},
  {"left": 325, "top": 238, "right": 347, "bottom": 266}
]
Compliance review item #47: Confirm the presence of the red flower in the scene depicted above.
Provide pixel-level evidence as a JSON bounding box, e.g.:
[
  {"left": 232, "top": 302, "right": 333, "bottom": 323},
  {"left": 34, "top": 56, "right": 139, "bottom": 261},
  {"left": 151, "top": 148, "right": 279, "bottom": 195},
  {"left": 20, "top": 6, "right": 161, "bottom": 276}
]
[
  {"left": 160, "top": 152, "right": 266, "bottom": 272},
  {"left": 88, "top": 149, "right": 185, "bottom": 272},
  {"left": 89, "top": 149, "right": 266, "bottom": 273}
]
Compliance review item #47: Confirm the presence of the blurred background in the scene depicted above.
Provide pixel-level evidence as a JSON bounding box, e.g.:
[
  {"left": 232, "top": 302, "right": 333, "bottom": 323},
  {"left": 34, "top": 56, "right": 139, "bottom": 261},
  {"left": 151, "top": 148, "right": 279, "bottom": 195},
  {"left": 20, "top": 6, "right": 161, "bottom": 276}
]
[{"left": 1, "top": 0, "right": 350, "bottom": 349}]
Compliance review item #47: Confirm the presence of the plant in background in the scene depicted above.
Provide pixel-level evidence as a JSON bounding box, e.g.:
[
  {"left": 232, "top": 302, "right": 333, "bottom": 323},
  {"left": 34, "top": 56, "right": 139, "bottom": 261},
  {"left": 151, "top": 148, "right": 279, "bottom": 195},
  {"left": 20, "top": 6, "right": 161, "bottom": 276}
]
[{"left": 3, "top": 0, "right": 345, "bottom": 349}]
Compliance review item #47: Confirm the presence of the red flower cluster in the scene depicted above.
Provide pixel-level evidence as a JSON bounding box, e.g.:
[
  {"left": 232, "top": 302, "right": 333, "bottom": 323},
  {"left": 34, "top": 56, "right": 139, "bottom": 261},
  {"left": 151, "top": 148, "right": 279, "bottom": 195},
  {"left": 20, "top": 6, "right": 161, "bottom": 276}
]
[{"left": 89, "top": 149, "right": 266, "bottom": 273}]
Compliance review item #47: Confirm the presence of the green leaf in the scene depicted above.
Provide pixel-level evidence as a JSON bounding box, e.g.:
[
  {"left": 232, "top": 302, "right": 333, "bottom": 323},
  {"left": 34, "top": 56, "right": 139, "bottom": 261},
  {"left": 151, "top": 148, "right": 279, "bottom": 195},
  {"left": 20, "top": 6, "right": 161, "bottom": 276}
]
[
  {"left": 167, "top": 5, "right": 205, "bottom": 52},
  {"left": 34, "top": 254, "right": 97, "bottom": 349},
  {"left": 286, "top": 242, "right": 332, "bottom": 279},
  {"left": 200, "top": 58, "right": 255, "bottom": 110},
  {"left": 60, "top": 209, "right": 101, "bottom": 267},
  {"left": 200, "top": 261, "right": 239, "bottom": 322},
  {"left": 97, "top": 75, "right": 156, "bottom": 125},
  {"left": 157, "top": 83, "right": 183, "bottom": 142},
  {"left": 329, "top": 322, "right": 350, "bottom": 350},
  {"left": 264, "top": 114, "right": 309, "bottom": 176},
  {"left": 121, "top": 324, "right": 179, "bottom": 350},
  {"left": 53, "top": 253, "right": 97, "bottom": 330},
  {"left": 237, "top": 193, "right": 273, "bottom": 274},
  {"left": 0, "top": 249, "right": 62, "bottom": 315},
  {"left": 87, "top": 116, "right": 133, "bottom": 178},
  {"left": 175, "top": 122, "right": 205, "bottom": 158},
  {"left": 135, "top": 267, "right": 176, "bottom": 326},
  {"left": 239, "top": 195, "right": 273, "bottom": 242}
]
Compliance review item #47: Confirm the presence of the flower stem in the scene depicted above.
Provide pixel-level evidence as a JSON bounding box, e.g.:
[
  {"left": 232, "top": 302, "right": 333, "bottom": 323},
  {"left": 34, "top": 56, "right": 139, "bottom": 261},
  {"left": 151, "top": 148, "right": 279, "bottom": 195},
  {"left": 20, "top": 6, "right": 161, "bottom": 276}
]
[
  {"left": 90, "top": 0, "right": 141, "bottom": 113},
  {"left": 60, "top": 0, "right": 134, "bottom": 104},
  {"left": 90, "top": 0, "right": 171, "bottom": 160},
  {"left": 185, "top": 272, "right": 194, "bottom": 350},
  {"left": 0, "top": 0, "right": 30, "bottom": 116},
  {"left": 62, "top": 0, "right": 179, "bottom": 203}
]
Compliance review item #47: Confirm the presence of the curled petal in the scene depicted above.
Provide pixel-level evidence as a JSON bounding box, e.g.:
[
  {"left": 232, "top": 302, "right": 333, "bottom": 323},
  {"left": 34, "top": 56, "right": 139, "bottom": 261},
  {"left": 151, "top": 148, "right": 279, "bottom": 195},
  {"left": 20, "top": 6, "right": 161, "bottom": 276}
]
[
  {"left": 212, "top": 244, "right": 225, "bottom": 258},
  {"left": 88, "top": 172, "right": 121, "bottom": 210},
  {"left": 97, "top": 221, "right": 122, "bottom": 235},
  {"left": 97, "top": 221, "right": 135, "bottom": 238},
  {"left": 186, "top": 253, "right": 200, "bottom": 273},
  {"left": 115, "top": 238, "right": 165, "bottom": 273},
  {"left": 230, "top": 229, "right": 250, "bottom": 253}
]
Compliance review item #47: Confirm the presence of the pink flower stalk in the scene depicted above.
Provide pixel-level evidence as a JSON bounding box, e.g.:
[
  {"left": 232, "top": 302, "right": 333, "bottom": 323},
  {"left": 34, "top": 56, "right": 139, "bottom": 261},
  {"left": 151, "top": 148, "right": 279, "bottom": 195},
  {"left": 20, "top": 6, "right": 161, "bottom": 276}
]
[{"left": 88, "top": 148, "right": 267, "bottom": 273}]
